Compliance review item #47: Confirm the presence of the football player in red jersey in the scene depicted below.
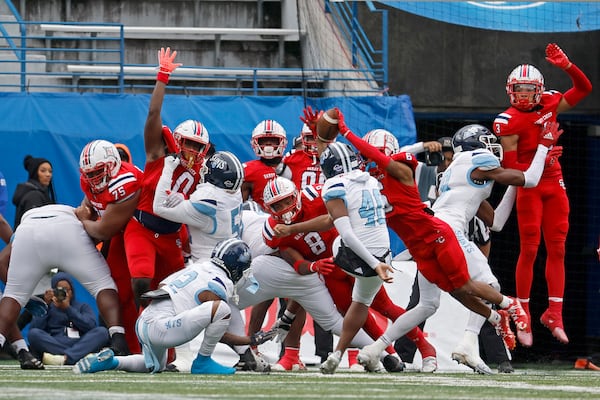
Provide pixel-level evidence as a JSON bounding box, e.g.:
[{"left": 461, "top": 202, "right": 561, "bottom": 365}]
[
  {"left": 279, "top": 122, "right": 325, "bottom": 189},
  {"left": 493, "top": 43, "right": 592, "bottom": 345},
  {"left": 263, "top": 177, "right": 437, "bottom": 372},
  {"left": 327, "top": 109, "right": 532, "bottom": 373},
  {"left": 241, "top": 119, "right": 288, "bottom": 210},
  {"left": 123, "top": 48, "right": 210, "bottom": 310},
  {"left": 240, "top": 119, "right": 288, "bottom": 355},
  {"left": 79, "top": 139, "right": 144, "bottom": 354}
]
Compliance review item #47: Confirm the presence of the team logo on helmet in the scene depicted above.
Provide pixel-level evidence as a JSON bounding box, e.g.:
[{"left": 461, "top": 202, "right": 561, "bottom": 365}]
[
  {"left": 210, "top": 238, "right": 252, "bottom": 283},
  {"left": 251, "top": 119, "right": 288, "bottom": 159},
  {"left": 79, "top": 140, "right": 122, "bottom": 194}
]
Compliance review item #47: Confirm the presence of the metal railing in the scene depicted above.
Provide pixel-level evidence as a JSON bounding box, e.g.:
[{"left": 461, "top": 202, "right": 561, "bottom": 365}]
[
  {"left": 325, "top": 0, "right": 388, "bottom": 91},
  {"left": 0, "top": 17, "right": 385, "bottom": 96}
]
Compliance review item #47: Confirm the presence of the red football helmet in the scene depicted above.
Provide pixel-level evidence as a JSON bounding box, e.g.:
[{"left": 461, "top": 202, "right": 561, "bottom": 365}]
[
  {"left": 251, "top": 119, "right": 288, "bottom": 159},
  {"left": 79, "top": 140, "right": 121, "bottom": 193},
  {"left": 300, "top": 123, "right": 318, "bottom": 156},
  {"left": 173, "top": 119, "right": 210, "bottom": 170},
  {"left": 506, "top": 64, "right": 545, "bottom": 111},
  {"left": 262, "top": 177, "right": 301, "bottom": 224}
]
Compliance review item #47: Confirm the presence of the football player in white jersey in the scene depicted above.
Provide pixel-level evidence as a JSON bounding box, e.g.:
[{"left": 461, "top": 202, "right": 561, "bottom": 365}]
[
  {"left": 432, "top": 123, "right": 562, "bottom": 373},
  {"left": 227, "top": 201, "right": 382, "bottom": 371},
  {"left": 0, "top": 204, "right": 127, "bottom": 366},
  {"left": 153, "top": 151, "right": 245, "bottom": 261},
  {"left": 74, "top": 239, "right": 276, "bottom": 375},
  {"left": 317, "top": 143, "right": 394, "bottom": 374}
]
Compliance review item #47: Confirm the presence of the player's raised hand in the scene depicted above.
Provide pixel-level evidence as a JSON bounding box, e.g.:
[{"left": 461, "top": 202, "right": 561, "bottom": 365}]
[
  {"left": 157, "top": 47, "right": 182, "bottom": 84},
  {"left": 300, "top": 105, "right": 321, "bottom": 134},
  {"left": 539, "top": 121, "right": 564, "bottom": 147},
  {"left": 545, "top": 43, "right": 571, "bottom": 70},
  {"left": 545, "top": 145, "right": 563, "bottom": 167},
  {"left": 335, "top": 107, "right": 352, "bottom": 138}
]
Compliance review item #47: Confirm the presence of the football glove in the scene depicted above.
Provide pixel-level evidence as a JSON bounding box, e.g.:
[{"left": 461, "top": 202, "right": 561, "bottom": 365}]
[
  {"left": 545, "top": 43, "right": 571, "bottom": 70},
  {"left": 157, "top": 47, "right": 182, "bottom": 84},
  {"left": 300, "top": 105, "right": 320, "bottom": 135},
  {"left": 249, "top": 329, "right": 277, "bottom": 346},
  {"left": 539, "top": 121, "right": 563, "bottom": 148},
  {"left": 309, "top": 257, "right": 336, "bottom": 276}
]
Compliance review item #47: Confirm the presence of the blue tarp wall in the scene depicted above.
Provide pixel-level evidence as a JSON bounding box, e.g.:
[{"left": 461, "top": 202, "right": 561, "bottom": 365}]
[{"left": 0, "top": 93, "right": 416, "bottom": 326}]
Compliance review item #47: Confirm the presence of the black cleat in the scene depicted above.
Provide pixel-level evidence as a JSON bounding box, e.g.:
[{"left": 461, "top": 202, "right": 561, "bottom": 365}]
[
  {"left": 18, "top": 349, "right": 44, "bottom": 370},
  {"left": 383, "top": 354, "right": 405, "bottom": 372},
  {"left": 110, "top": 332, "right": 130, "bottom": 356}
]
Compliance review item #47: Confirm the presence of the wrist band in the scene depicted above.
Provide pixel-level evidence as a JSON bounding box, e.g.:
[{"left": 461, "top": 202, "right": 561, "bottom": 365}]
[{"left": 157, "top": 71, "right": 170, "bottom": 84}]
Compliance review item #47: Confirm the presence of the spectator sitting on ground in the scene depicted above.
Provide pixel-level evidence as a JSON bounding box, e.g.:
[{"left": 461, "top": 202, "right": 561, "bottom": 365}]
[{"left": 28, "top": 272, "right": 110, "bottom": 366}]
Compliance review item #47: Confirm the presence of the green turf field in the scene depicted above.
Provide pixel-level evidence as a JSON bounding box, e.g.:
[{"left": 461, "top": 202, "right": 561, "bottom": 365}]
[{"left": 1, "top": 361, "right": 599, "bottom": 400}]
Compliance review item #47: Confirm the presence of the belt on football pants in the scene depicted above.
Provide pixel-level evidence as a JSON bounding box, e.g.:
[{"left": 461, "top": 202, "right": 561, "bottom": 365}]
[{"left": 133, "top": 209, "right": 181, "bottom": 235}]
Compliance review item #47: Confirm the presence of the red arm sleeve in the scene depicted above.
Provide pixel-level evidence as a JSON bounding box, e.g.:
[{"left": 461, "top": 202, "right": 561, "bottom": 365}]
[
  {"left": 563, "top": 63, "right": 592, "bottom": 106},
  {"left": 502, "top": 150, "right": 529, "bottom": 171},
  {"left": 344, "top": 131, "right": 392, "bottom": 170}
]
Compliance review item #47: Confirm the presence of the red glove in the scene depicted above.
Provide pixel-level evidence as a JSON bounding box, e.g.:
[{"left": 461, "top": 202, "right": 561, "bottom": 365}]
[
  {"left": 157, "top": 47, "right": 182, "bottom": 84},
  {"left": 300, "top": 106, "right": 321, "bottom": 135},
  {"left": 545, "top": 43, "right": 571, "bottom": 70},
  {"left": 335, "top": 107, "right": 352, "bottom": 137},
  {"left": 539, "top": 121, "right": 564, "bottom": 147},
  {"left": 545, "top": 145, "right": 563, "bottom": 167},
  {"left": 309, "top": 257, "right": 336, "bottom": 275}
]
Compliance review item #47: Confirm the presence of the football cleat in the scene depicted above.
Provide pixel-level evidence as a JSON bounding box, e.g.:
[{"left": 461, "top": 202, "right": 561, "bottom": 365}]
[
  {"left": 505, "top": 297, "right": 529, "bottom": 332},
  {"left": 236, "top": 348, "right": 271, "bottom": 373},
  {"left": 421, "top": 356, "right": 438, "bottom": 373},
  {"left": 357, "top": 343, "right": 384, "bottom": 373},
  {"left": 271, "top": 354, "right": 307, "bottom": 372},
  {"left": 191, "top": 354, "right": 235, "bottom": 375},
  {"left": 540, "top": 309, "right": 569, "bottom": 344},
  {"left": 18, "top": 349, "right": 44, "bottom": 370},
  {"left": 319, "top": 350, "right": 341, "bottom": 375},
  {"left": 73, "top": 348, "right": 117, "bottom": 374},
  {"left": 382, "top": 354, "right": 405, "bottom": 372},
  {"left": 451, "top": 344, "right": 493, "bottom": 375},
  {"left": 574, "top": 357, "right": 600, "bottom": 371},
  {"left": 497, "top": 360, "right": 515, "bottom": 373},
  {"left": 496, "top": 310, "right": 518, "bottom": 350}
]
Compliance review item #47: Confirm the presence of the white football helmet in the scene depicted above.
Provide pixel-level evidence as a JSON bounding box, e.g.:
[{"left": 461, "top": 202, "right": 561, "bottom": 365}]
[
  {"left": 362, "top": 129, "right": 399, "bottom": 156},
  {"left": 300, "top": 123, "right": 318, "bottom": 156},
  {"left": 173, "top": 119, "right": 210, "bottom": 170},
  {"left": 251, "top": 119, "right": 288, "bottom": 159},
  {"left": 262, "top": 176, "right": 301, "bottom": 224},
  {"left": 79, "top": 139, "right": 121, "bottom": 193},
  {"left": 506, "top": 64, "right": 545, "bottom": 110}
]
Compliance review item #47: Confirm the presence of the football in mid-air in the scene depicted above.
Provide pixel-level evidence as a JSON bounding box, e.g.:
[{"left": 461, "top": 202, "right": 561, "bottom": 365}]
[{"left": 316, "top": 108, "right": 339, "bottom": 142}]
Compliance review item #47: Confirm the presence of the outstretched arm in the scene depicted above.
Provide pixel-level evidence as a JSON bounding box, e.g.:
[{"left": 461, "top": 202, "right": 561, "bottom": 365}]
[
  {"left": 144, "top": 47, "right": 182, "bottom": 162},
  {"left": 336, "top": 108, "right": 414, "bottom": 185},
  {"left": 545, "top": 43, "right": 592, "bottom": 113}
]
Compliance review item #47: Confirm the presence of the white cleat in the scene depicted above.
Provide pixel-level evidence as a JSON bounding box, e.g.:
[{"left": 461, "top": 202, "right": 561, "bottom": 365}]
[
  {"left": 319, "top": 351, "right": 341, "bottom": 375},
  {"left": 357, "top": 343, "right": 382, "bottom": 373},
  {"left": 421, "top": 356, "right": 438, "bottom": 373},
  {"left": 451, "top": 345, "right": 493, "bottom": 375}
]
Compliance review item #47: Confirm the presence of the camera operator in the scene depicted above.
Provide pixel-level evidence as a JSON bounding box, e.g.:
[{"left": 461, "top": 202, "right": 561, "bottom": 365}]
[{"left": 27, "top": 272, "right": 110, "bottom": 366}]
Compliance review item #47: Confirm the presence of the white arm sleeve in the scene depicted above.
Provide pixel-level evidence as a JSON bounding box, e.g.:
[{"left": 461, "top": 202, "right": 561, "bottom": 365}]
[
  {"left": 491, "top": 186, "right": 516, "bottom": 232},
  {"left": 522, "top": 144, "right": 549, "bottom": 188},
  {"left": 400, "top": 141, "right": 425, "bottom": 154},
  {"left": 333, "top": 216, "right": 380, "bottom": 269}
]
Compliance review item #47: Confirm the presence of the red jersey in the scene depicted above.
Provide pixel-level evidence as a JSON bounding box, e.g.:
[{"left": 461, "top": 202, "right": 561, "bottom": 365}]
[
  {"left": 243, "top": 159, "right": 278, "bottom": 210},
  {"left": 263, "top": 184, "right": 337, "bottom": 260},
  {"left": 281, "top": 150, "right": 325, "bottom": 189},
  {"left": 494, "top": 91, "right": 563, "bottom": 178},
  {"left": 80, "top": 161, "right": 143, "bottom": 215},
  {"left": 380, "top": 154, "right": 452, "bottom": 259},
  {"left": 138, "top": 157, "right": 200, "bottom": 213}
]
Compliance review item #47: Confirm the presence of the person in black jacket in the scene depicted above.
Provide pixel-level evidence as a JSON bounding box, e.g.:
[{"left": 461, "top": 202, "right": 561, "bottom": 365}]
[
  {"left": 28, "top": 272, "right": 110, "bottom": 366},
  {"left": 12, "top": 155, "right": 56, "bottom": 229}
]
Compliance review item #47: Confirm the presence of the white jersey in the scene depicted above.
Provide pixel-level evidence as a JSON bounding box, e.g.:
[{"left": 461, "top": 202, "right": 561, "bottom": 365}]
[
  {"left": 5, "top": 204, "right": 116, "bottom": 306},
  {"left": 154, "top": 182, "right": 243, "bottom": 261},
  {"left": 241, "top": 209, "right": 271, "bottom": 258},
  {"left": 160, "top": 260, "right": 234, "bottom": 315},
  {"left": 433, "top": 149, "right": 500, "bottom": 235},
  {"left": 322, "top": 169, "right": 390, "bottom": 250}
]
